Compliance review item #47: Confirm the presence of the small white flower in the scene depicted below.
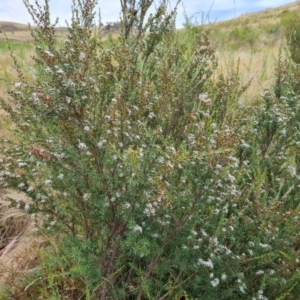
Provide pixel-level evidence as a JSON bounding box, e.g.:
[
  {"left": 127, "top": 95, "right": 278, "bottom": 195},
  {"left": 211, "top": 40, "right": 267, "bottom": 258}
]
[
  {"left": 44, "top": 50, "right": 54, "bottom": 57},
  {"left": 15, "top": 82, "right": 22, "bottom": 88},
  {"left": 84, "top": 126, "right": 90, "bottom": 131},
  {"left": 133, "top": 225, "right": 142, "bottom": 233},
  {"left": 18, "top": 182, "right": 25, "bottom": 189},
  {"left": 111, "top": 98, "right": 117, "bottom": 104},
  {"left": 227, "top": 173, "right": 235, "bottom": 182},
  {"left": 79, "top": 52, "right": 86, "bottom": 61},
  {"left": 149, "top": 112, "right": 155, "bottom": 119},
  {"left": 58, "top": 174, "right": 64, "bottom": 180},
  {"left": 256, "top": 270, "right": 264, "bottom": 275},
  {"left": 221, "top": 274, "right": 227, "bottom": 281},
  {"left": 27, "top": 186, "right": 34, "bottom": 192},
  {"left": 157, "top": 157, "right": 164, "bottom": 163},
  {"left": 226, "top": 249, "right": 232, "bottom": 255},
  {"left": 241, "top": 139, "right": 250, "bottom": 148},
  {"left": 210, "top": 278, "right": 219, "bottom": 287},
  {"left": 78, "top": 142, "right": 87, "bottom": 150},
  {"left": 66, "top": 79, "right": 76, "bottom": 87},
  {"left": 97, "top": 139, "right": 107, "bottom": 148},
  {"left": 25, "top": 204, "right": 30, "bottom": 212},
  {"left": 45, "top": 179, "right": 52, "bottom": 185},
  {"left": 123, "top": 202, "right": 131, "bottom": 209},
  {"left": 56, "top": 68, "right": 64, "bottom": 74},
  {"left": 259, "top": 243, "right": 271, "bottom": 249},
  {"left": 166, "top": 161, "right": 174, "bottom": 169},
  {"left": 198, "top": 258, "right": 213, "bottom": 269},
  {"left": 83, "top": 193, "right": 91, "bottom": 201}
]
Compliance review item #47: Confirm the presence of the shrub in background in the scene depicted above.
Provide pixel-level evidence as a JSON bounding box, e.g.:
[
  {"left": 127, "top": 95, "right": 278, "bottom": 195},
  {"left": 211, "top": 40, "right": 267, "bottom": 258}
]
[
  {"left": 281, "top": 7, "right": 300, "bottom": 64},
  {"left": 229, "top": 26, "right": 259, "bottom": 49},
  {"left": 1, "top": 0, "right": 300, "bottom": 299}
]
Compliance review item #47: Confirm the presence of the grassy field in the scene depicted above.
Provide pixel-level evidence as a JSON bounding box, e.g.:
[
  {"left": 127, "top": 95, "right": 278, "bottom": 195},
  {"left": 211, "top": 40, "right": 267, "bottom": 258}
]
[{"left": 1, "top": 1, "right": 300, "bottom": 298}]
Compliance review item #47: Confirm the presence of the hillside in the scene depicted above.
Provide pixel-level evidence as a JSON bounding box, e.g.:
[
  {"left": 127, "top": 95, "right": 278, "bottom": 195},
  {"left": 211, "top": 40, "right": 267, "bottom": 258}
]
[
  {"left": 209, "top": 1, "right": 299, "bottom": 49},
  {"left": 0, "top": 1, "right": 299, "bottom": 44}
]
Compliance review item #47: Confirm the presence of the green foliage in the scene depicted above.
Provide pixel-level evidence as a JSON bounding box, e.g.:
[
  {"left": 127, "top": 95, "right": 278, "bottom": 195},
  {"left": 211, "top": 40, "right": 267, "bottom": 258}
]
[
  {"left": 1, "top": 0, "right": 300, "bottom": 299},
  {"left": 0, "top": 41, "right": 33, "bottom": 54},
  {"left": 229, "top": 26, "right": 259, "bottom": 49},
  {"left": 280, "top": 8, "right": 300, "bottom": 64},
  {"left": 261, "top": 22, "right": 280, "bottom": 35}
]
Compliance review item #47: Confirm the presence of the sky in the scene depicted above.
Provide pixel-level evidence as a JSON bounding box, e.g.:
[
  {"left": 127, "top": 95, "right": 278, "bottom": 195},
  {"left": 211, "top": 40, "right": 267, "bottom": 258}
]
[{"left": 0, "top": 0, "right": 297, "bottom": 28}]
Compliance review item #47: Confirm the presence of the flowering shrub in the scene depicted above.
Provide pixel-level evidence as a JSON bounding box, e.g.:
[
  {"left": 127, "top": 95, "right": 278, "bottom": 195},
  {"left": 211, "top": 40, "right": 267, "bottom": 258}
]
[{"left": 1, "top": 0, "right": 300, "bottom": 299}]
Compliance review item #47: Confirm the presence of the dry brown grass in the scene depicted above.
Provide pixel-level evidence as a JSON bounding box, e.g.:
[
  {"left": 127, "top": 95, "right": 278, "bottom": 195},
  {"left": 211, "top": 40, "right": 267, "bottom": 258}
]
[
  {"left": 215, "top": 42, "right": 282, "bottom": 102},
  {"left": 0, "top": 193, "right": 41, "bottom": 291},
  {"left": 0, "top": 21, "right": 31, "bottom": 43},
  {"left": 0, "top": 20, "right": 118, "bottom": 43}
]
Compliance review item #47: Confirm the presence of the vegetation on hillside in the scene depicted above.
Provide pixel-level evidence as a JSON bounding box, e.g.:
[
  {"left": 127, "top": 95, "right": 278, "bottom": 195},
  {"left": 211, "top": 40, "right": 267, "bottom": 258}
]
[{"left": 1, "top": 0, "right": 300, "bottom": 299}]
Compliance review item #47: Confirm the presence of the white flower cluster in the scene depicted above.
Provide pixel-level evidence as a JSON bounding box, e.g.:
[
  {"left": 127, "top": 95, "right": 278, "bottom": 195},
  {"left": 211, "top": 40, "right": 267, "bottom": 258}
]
[
  {"left": 78, "top": 142, "right": 87, "bottom": 150},
  {"left": 132, "top": 225, "right": 143, "bottom": 233},
  {"left": 198, "top": 258, "right": 213, "bottom": 269},
  {"left": 144, "top": 203, "right": 156, "bottom": 216},
  {"left": 210, "top": 278, "right": 219, "bottom": 287}
]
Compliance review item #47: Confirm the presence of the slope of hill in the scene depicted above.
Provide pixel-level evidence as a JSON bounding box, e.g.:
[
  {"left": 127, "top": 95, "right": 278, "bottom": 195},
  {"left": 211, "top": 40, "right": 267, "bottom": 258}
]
[
  {"left": 0, "top": 1, "right": 299, "bottom": 43},
  {"left": 0, "top": 21, "right": 28, "bottom": 32},
  {"left": 0, "top": 21, "right": 31, "bottom": 42},
  {"left": 209, "top": 1, "right": 299, "bottom": 49}
]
